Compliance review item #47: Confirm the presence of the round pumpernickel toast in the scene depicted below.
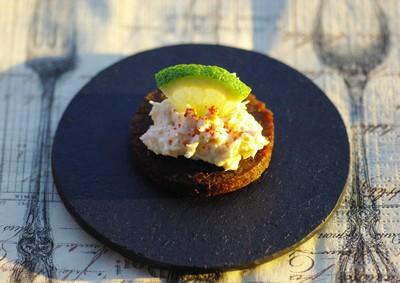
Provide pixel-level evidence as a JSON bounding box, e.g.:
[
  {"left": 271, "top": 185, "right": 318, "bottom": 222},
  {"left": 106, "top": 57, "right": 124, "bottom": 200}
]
[{"left": 130, "top": 90, "right": 274, "bottom": 196}]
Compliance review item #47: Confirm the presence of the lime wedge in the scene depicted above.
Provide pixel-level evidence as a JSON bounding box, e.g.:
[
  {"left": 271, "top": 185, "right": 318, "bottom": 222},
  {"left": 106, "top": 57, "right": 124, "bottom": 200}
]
[{"left": 155, "top": 64, "right": 251, "bottom": 115}]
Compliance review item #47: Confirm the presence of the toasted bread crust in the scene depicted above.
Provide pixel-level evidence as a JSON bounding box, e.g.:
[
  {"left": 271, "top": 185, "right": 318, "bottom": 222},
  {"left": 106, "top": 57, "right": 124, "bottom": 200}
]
[{"left": 131, "top": 90, "right": 274, "bottom": 196}]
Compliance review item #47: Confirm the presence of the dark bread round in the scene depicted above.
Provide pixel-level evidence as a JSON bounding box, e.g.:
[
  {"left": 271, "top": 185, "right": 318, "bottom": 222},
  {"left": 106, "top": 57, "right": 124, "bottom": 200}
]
[{"left": 130, "top": 90, "right": 274, "bottom": 196}]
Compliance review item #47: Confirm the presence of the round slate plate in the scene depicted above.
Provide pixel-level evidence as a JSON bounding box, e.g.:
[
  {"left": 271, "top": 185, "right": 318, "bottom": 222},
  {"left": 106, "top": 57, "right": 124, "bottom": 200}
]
[{"left": 52, "top": 44, "right": 349, "bottom": 272}]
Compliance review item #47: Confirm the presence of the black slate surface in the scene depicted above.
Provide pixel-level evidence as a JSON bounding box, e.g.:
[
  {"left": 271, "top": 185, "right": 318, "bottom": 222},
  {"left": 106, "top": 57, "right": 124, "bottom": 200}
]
[{"left": 52, "top": 44, "right": 350, "bottom": 272}]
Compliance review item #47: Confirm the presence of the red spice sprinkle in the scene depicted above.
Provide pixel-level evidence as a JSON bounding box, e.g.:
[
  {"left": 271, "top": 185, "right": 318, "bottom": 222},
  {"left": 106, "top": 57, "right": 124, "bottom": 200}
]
[
  {"left": 168, "top": 139, "right": 172, "bottom": 145},
  {"left": 184, "top": 107, "right": 199, "bottom": 119},
  {"left": 208, "top": 105, "right": 217, "bottom": 115}
]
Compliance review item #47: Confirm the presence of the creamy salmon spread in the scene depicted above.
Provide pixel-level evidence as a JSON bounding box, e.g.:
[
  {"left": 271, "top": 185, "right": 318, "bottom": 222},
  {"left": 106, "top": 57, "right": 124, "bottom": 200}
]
[{"left": 140, "top": 99, "right": 269, "bottom": 170}]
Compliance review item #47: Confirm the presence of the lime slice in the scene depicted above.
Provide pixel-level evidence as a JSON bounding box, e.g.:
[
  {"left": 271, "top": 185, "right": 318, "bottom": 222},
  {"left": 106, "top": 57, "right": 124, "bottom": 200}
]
[{"left": 155, "top": 64, "right": 251, "bottom": 115}]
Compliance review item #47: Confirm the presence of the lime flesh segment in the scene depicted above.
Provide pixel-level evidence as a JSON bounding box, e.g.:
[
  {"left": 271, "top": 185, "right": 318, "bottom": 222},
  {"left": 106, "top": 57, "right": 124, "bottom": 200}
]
[
  {"left": 160, "top": 77, "right": 239, "bottom": 115},
  {"left": 155, "top": 64, "right": 252, "bottom": 115}
]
